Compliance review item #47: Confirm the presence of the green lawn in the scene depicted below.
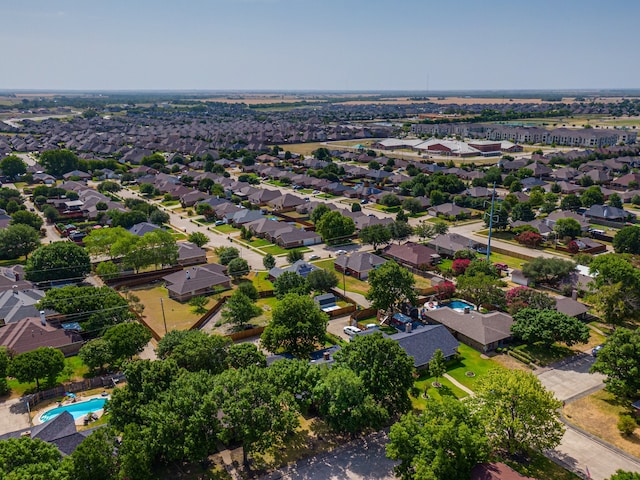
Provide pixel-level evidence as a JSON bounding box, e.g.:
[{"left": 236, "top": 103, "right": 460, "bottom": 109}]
[
  {"left": 262, "top": 245, "right": 311, "bottom": 256},
  {"left": 161, "top": 200, "right": 180, "bottom": 207},
  {"left": 251, "top": 272, "right": 274, "bottom": 292},
  {"left": 7, "top": 356, "right": 89, "bottom": 397},
  {"left": 513, "top": 343, "right": 574, "bottom": 367},
  {"left": 246, "top": 238, "right": 272, "bottom": 248},
  {"left": 506, "top": 453, "right": 581, "bottom": 480},
  {"left": 411, "top": 371, "right": 468, "bottom": 410},
  {"left": 314, "top": 259, "right": 370, "bottom": 295},
  {"left": 446, "top": 344, "right": 503, "bottom": 390},
  {"left": 213, "top": 224, "right": 240, "bottom": 234}
]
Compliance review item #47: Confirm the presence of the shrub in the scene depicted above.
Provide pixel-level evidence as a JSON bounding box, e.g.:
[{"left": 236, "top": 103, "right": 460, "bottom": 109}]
[
  {"left": 515, "top": 231, "right": 543, "bottom": 248},
  {"left": 618, "top": 415, "right": 637, "bottom": 436},
  {"left": 452, "top": 258, "right": 471, "bottom": 276}
]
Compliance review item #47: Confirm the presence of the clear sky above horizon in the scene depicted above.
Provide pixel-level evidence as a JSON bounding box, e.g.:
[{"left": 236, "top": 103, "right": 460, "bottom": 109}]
[{"left": 2, "top": 0, "right": 639, "bottom": 92}]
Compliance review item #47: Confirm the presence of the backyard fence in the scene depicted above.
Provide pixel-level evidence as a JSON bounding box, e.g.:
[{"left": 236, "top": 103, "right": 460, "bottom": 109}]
[{"left": 23, "top": 373, "right": 126, "bottom": 408}]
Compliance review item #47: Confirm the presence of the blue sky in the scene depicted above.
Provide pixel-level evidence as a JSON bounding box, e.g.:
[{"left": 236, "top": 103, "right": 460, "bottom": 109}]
[{"left": 1, "top": 0, "right": 639, "bottom": 91}]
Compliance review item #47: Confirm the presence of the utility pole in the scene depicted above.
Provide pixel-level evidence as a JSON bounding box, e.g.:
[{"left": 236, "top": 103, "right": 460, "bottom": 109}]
[{"left": 160, "top": 298, "right": 168, "bottom": 335}]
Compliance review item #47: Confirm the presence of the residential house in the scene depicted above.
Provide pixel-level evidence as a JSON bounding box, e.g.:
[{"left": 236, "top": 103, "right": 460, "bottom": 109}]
[
  {"left": 471, "top": 462, "right": 536, "bottom": 480},
  {"left": 225, "top": 209, "right": 264, "bottom": 227},
  {"left": 0, "top": 289, "right": 52, "bottom": 325},
  {"left": 334, "top": 251, "right": 386, "bottom": 280},
  {"left": 584, "top": 204, "right": 635, "bottom": 223},
  {"left": 425, "top": 308, "right": 514, "bottom": 353},
  {"left": 128, "top": 222, "right": 161, "bottom": 237},
  {"left": 427, "top": 203, "right": 471, "bottom": 219},
  {"left": 275, "top": 229, "right": 322, "bottom": 249},
  {"left": 427, "top": 233, "right": 482, "bottom": 257},
  {"left": 269, "top": 260, "right": 319, "bottom": 280},
  {"left": 247, "top": 188, "right": 281, "bottom": 206},
  {"left": 382, "top": 242, "right": 440, "bottom": 269},
  {"left": 0, "top": 316, "right": 82, "bottom": 354},
  {"left": 390, "top": 324, "right": 459, "bottom": 369},
  {"left": 0, "top": 266, "right": 32, "bottom": 292},
  {"left": 555, "top": 297, "right": 589, "bottom": 320},
  {"left": 180, "top": 190, "right": 210, "bottom": 208},
  {"left": 163, "top": 264, "right": 231, "bottom": 301},
  {"left": 62, "top": 170, "right": 91, "bottom": 181},
  {"left": 267, "top": 193, "right": 305, "bottom": 212},
  {"left": 177, "top": 241, "right": 207, "bottom": 267},
  {"left": 612, "top": 172, "right": 640, "bottom": 190}
]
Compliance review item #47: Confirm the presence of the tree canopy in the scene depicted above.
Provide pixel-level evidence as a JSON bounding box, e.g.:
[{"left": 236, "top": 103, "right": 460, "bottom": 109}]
[
  {"left": 273, "top": 271, "right": 310, "bottom": 299},
  {"left": 613, "top": 226, "right": 640, "bottom": 255},
  {"left": 0, "top": 155, "right": 27, "bottom": 179},
  {"left": 521, "top": 256, "right": 576, "bottom": 285},
  {"left": 260, "top": 293, "right": 328, "bottom": 358},
  {"left": 25, "top": 241, "right": 91, "bottom": 283},
  {"left": 9, "top": 347, "right": 65, "bottom": 391},
  {"left": 511, "top": 308, "right": 590, "bottom": 347},
  {"left": 456, "top": 272, "right": 505, "bottom": 310},
  {"left": 359, "top": 224, "right": 391, "bottom": 250},
  {"left": 470, "top": 368, "right": 564, "bottom": 455},
  {"left": 591, "top": 327, "right": 640, "bottom": 398},
  {"left": 366, "top": 261, "right": 416, "bottom": 314},
  {"left": 222, "top": 290, "right": 262, "bottom": 330},
  {"left": 0, "top": 223, "right": 40, "bottom": 260},
  {"left": 315, "top": 211, "right": 355, "bottom": 244},
  {"left": 39, "top": 149, "right": 79, "bottom": 176}
]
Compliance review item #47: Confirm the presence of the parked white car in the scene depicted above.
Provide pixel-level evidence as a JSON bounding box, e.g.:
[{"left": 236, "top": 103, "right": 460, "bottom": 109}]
[{"left": 343, "top": 326, "right": 362, "bottom": 337}]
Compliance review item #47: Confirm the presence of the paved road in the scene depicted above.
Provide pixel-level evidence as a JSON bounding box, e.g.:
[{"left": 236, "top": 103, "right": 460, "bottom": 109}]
[
  {"left": 536, "top": 354, "right": 640, "bottom": 479},
  {"left": 259, "top": 430, "right": 397, "bottom": 480}
]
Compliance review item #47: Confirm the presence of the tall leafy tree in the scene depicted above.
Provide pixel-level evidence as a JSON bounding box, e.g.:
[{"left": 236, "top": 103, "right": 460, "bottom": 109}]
[
  {"left": 0, "top": 155, "right": 27, "bottom": 179},
  {"left": 310, "top": 203, "right": 331, "bottom": 224},
  {"left": 69, "top": 428, "right": 120, "bottom": 480},
  {"left": 103, "top": 322, "right": 152, "bottom": 363},
  {"left": 521, "top": 256, "right": 576, "bottom": 285},
  {"left": 9, "top": 347, "right": 65, "bottom": 391},
  {"left": 0, "top": 223, "right": 40, "bottom": 260},
  {"left": 428, "top": 349, "right": 446, "bottom": 384},
  {"left": 470, "top": 369, "right": 564, "bottom": 455},
  {"left": 307, "top": 268, "right": 339, "bottom": 293},
  {"left": 227, "top": 257, "right": 249, "bottom": 279},
  {"left": 359, "top": 224, "right": 391, "bottom": 249},
  {"left": 389, "top": 220, "right": 414, "bottom": 244},
  {"left": 214, "top": 366, "right": 299, "bottom": 465},
  {"left": 511, "top": 308, "right": 590, "bottom": 347},
  {"left": 387, "top": 397, "right": 490, "bottom": 480},
  {"left": 273, "top": 271, "right": 310, "bottom": 299},
  {"left": 222, "top": 290, "right": 262, "bottom": 330},
  {"left": 456, "top": 272, "right": 505, "bottom": 310},
  {"left": 591, "top": 327, "right": 640, "bottom": 398},
  {"left": 335, "top": 332, "right": 414, "bottom": 418},
  {"left": 26, "top": 241, "right": 91, "bottom": 283},
  {"left": 366, "top": 261, "right": 416, "bottom": 314},
  {"left": 613, "top": 226, "right": 640, "bottom": 255},
  {"left": 11, "top": 210, "right": 43, "bottom": 231},
  {"left": 0, "top": 437, "right": 65, "bottom": 479},
  {"left": 263, "top": 253, "right": 276, "bottom": 270},
  {"left": 187, "top": 231, "right": 209, "bottom": 248},
  {"left": 165, "top": 331, "right": 231, "bottom": 373},
  {"left": 553, "top": 217, "right": 582, "bottom": 239},
  {"left": 261, "top": 293, "right": 328, "bottom": 358},
  {"left": 0, "top": 347, "right": 9, "bottom": 395},
  {"left": 312, "top": 367, "right": 387, "bottom": 434},
  {"left": 227, "top": 343, "right": 266, "bottom": 369},
  {"left": 39, "top": 149, "right": 80, "bottom": 176},
  {"left": 78, "top": 338, "right": 113, "bottom": 374},
  {"left": 316, "top": 211, "right": 355, "bottom": 244}
]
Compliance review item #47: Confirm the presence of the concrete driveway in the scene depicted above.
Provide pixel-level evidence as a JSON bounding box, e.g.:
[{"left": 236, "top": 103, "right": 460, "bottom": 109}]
[
  {"left": 326, "top": 314, "right": 355, "bottom": 341},
  {"left": 536, "top": 353, "right": 605, "bottom": 402},
  {"left": 259, "top": 430, "right": 397, "bottom": 480}
]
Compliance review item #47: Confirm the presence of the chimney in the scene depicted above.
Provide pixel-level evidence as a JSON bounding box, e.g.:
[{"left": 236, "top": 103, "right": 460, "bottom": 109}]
[
  {"left": 572, "top": 289, "right": 578, "bottom": 301},
  {"left": 405, "top": 322, "right": 412, "bottom": 333},
  {"left": 39, "top": 311, "right": 46, "bottom": 326},
  {"left": 186, "top": 270, "right": 191, "bottom": 280},
  {"left": 323, "top": 351, "right": 330, "bottom": 361}
]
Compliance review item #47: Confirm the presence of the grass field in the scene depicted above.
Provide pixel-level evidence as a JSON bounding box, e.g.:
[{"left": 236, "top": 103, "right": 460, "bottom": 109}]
[
  {"left": 249, "top": 272, "right": 274, "bottom": 292},
  {"left": 314, "top": 259, "right": 370, "bottom": 295},
  {"left": 6, "top": 356, "right": 89, "bottom": 398},
  {"left": 130, "top": 285, "right": 202, "bottom": 335},
  {"left": 446, "top": 344, "right": 503, "bottom": 390},
  {"left": 213, "top": 224, "right": 240, "bottom": 234},
  {"left": 564, "top": 389, "right": 640, "bottom": 458}
]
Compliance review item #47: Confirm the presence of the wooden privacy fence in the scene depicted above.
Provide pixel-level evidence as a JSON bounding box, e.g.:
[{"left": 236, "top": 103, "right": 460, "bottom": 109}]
[
  {"left": 23, "top": 373, "right": 126, "bottom": 408},
  {"left": 190, "top": 296, "right": 229, "bottom": 331},
  {"left": 105, "top": 266, "right": 182, "bottom": 289}
]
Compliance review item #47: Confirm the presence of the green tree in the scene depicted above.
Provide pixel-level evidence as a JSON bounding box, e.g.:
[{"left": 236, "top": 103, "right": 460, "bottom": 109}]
[
  {"left": 162, "top": 330, "right": 231, "bottom": 373},
  {"left": 456, "top": 273, "right": 506, "bottom": 310},
  {"left": 37, "top": 285, "right": 133, "bottom": 330},
  {"left": 26, "top": 241, "right": 91, "bottom": 283},
  {"left": 222, "top": 290, "right": 262, "bottom": 330},
  {"left": 0, "top": 347, "right": 9, "bottom": 395},
  {"left": 428, "top": 349, "right": 446, "bottom": 384},
  {"left": 0, "top": 437, "right": 65, "bottom": 479},
  {"left": 335, "top": 332, "right": 414, "bottom": 417},
  {"left": 511, "top": 308, "right": 590, "bottom": 347},
  {"left": 217, "top": 246, "right": 239, "bottom": 265},
  {"left": 351, "top": 202, "right": 361, "bottom": 212},
  {"left": 591, "top": 328, "right": 640, "bottom": 398},
  {"left": 43, "top": 205, "right": 60, "bottom": 223},
  {"left": 613, "top": 226, "right": 640, "bottom": 255},
  {"left": 505, "top": 286, "right": 555, "bottom": 315},
  {"left": 227, "top": 343, "right": 266, "bottom": 369},
  {"left": 227, "top": 257, "right": 249, "bottom": 279},
  {"left": 260, "top": 293, "right": 328, "bottom": 358},
  {"left": 380, "top": 193, "right": 401, "bottom": 207},
  {"left": 560, "top": 193, "right": 582, "bottom": 211},
  {"left": 237, "top": 281, "right": 259, "bottom": 301},
  {"left": 609, "top": 193, "right": 624, "bottom": 209},
  {"left": 273, "top": 271, "right": 310, "bottom": 299},
  {"left": 521, "top": 256, "right": 576, "bottom": 285},
  {"left": 387, "top": 397, "right": 489, "bottom": 480},
  {"left": 139, "top": 183, "right": 155, "bottom": 196},
  {"left": 103, "top": 322, "right": 152, "bottom": 362},
  {"left": 359, "top": 224, "right": 391, "bottom": 250},
  {"left": 69, "top": 428, "right": 120, "bottom": 480},
  {"left": 78, "top": 339, "right": 112, "bottom": 374},
  {"left": 0, "top": 155, "right": 27, "bottom": 179},
  {"left": 11, "top": 210, "right": 43, "bottom": 231},
  {"left": 39, "top": 149, "right": 79, "bottom": 176},
  {"left": 263, "top": 253, "right": 276, "bottom": 270},
  {"left": 389, "top": 221, "right": 414, "bottom": 243},
  {"left": 553, "top": 217, "right": 582, "bottom": 240},
  {"left": 484, "top": 204, "right": 509, "bottom": 230},
  {"left": 470, "top": 369, "right": 564, "bottom": 455},
  {"left": 310, "top": 203, "right": 331, "bottom": 224},
  {"left": 396, "top": 209, "right": 409, "bottom": 223},
  {"left": 581, "top": 185, "right": 605, "bottom": 207},
  {"left": 186, "top": 232, "right": 208, "bottom": 248},
  {"left": 414, "top": 220, "right": 435, "bottom": 240},
  {"left": 214, "top": 366, "right": 299, "bottom": 466},
  {"left": 307, "top": 268, "right": 339, "bottom": 293},
  {"left": 511, "top": 202, "right": 535, "bottom": 222},
  {"left": 316, "top": 211, "right": 355, "bottom": 244},
  {"left": 0, "top": 223, "right": 40, "bottom": 260},
  {"left": 312, "top": 367, "right": 387, "bottom": 434},
  {"left": 286, "top": 249, "right": 303, "bottom": 263},
  {"left": 366, "top": 261, "right": 416, "bottom": 314},
  {"left": 97, "top": 180, "right": 121, "bottom": 193},
  {"left": 609, "top": 471, "right": 640, "bottom": 480},
  {"left": 9, "top": 347, "right": 65, "bottom": 391},
  {"left": 402, "top": 198, "right": 423, "bottom": 215}
]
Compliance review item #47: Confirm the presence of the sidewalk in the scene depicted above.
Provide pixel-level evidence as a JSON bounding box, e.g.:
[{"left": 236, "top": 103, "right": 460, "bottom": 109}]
[{"left": 443, "top": 373, "right": 475, "bottom": 396}]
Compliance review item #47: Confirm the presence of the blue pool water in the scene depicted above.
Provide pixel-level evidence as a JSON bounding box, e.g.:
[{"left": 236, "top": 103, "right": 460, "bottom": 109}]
[
  {"left": 39, "top": 397, "right": 108, "bottom": 423},
  {"left": 440, "top": 300, "right": 475, "bottom": 311}
]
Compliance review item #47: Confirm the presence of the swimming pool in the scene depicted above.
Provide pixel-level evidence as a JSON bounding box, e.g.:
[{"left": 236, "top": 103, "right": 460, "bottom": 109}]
[
  {"left": 439, "top": 300, "right": 475, "bottom": 312},
  {"left": 39, "top": 397, "right": 108, "bottom": 423}
]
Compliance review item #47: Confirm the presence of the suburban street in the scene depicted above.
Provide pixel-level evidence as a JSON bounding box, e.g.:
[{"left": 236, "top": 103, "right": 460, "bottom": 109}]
[{"left": 536, "top": 355, "right": 640, "bottom": 479}]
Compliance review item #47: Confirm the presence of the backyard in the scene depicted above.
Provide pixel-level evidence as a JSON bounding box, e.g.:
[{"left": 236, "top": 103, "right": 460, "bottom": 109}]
[
  {"left": 129, "top": 285, "right": 203, "bottom": 336},
  {"left": 5, "top": 356, "right": 89, "bottom": 399},
  {"left": 313, "top": 259, "right": 370, "bottom": 295}
]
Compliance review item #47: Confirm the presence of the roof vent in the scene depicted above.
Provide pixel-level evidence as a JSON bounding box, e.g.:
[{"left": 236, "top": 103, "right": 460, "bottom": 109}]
[{"left": 186, "top": 271, "right": 191, "bottom": 280}]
